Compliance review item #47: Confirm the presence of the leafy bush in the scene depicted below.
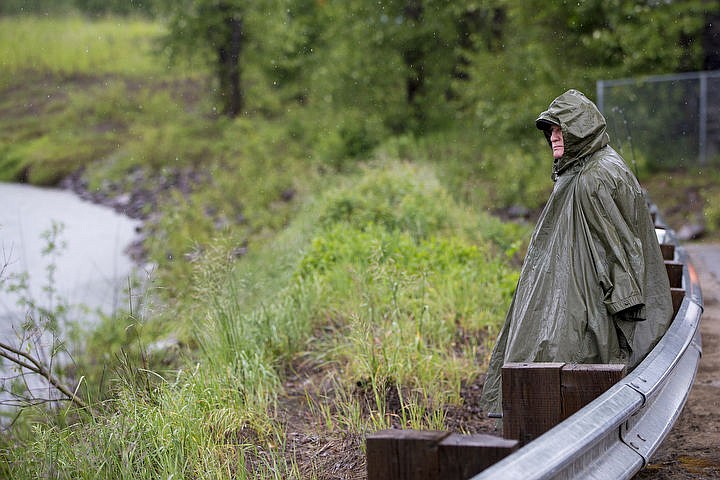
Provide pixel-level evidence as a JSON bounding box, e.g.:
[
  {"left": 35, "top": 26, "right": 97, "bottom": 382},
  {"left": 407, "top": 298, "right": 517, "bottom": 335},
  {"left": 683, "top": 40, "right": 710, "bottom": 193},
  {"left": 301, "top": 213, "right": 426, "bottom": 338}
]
[{"left": 704, "top": 197, "right": 720, "bottom": 233}]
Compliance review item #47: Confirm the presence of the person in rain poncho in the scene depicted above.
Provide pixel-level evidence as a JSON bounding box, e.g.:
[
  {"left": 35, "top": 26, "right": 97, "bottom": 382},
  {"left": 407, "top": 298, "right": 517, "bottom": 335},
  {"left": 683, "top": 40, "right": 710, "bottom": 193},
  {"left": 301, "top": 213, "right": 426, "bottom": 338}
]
[{"left": 479, "top": 89, "right": 673, "bottom": 416}]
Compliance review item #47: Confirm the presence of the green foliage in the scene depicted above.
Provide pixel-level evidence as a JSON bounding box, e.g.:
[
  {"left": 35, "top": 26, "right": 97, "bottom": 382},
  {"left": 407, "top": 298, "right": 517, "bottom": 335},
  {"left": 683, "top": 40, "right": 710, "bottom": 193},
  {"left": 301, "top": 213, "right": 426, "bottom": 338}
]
[
  {"left": 315, "top": 163, "right": 456, "bottom": 238},
  {"left": 307, "top": 1, "right": 481, "bottom": 136},
  {"left": 458, "top": 0, "right": 716, "bottom": 140},
  {"left": 704, "top": 195, "right": 720, "bottom": 234},
  {"left": 156, "top": 0, "right": 280, "bottom": 116},
  {"left": 560, "top": 0, "right": 709, "bottom": 74},
  {"left": 284, "top": 163, "right": 520, "bottom": 432},
  {"left": 377, "top": 127, "right": 553, "bottom": 214},
  {"left": 138, "top": 115, "right": 316, "bottom": 297},
  {"left": 0, "top": 76, "right": 199, "bottom": 184}
]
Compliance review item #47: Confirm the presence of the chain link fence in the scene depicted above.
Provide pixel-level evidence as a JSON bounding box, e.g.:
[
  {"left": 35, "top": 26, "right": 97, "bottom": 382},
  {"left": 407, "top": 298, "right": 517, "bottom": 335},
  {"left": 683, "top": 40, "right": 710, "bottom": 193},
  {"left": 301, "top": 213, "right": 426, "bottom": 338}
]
[{"left": 597, "top": 70, "right": 720, "bottom": 169}]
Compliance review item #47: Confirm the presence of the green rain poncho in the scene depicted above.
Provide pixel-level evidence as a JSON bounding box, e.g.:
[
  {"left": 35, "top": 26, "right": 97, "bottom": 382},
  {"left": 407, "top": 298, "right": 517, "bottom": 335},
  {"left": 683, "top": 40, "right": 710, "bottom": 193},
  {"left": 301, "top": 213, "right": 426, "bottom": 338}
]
[{"left": 479, "top": 90, "right": 673, "bottom": 415}]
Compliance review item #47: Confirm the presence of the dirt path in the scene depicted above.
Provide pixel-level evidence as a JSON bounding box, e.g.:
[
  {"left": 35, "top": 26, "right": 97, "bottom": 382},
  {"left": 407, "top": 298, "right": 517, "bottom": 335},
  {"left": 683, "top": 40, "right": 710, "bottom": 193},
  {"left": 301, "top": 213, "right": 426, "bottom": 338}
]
[{"left": 635, "top": 242, "right": 720, "bottom": 479}]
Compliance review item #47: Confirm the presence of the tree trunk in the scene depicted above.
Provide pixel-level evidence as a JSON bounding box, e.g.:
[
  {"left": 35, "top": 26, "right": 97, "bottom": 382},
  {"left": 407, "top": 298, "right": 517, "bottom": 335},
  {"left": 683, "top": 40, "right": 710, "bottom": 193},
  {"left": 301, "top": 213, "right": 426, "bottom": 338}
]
[
  {"left": 703, "top": 6, "right": 720, "bottom": 70},
  {"left": 403, "top": 0, "right": 425, "bottom": 129},
  {"left": 217, "top": 10, "right": 244, "bottom": 117}
]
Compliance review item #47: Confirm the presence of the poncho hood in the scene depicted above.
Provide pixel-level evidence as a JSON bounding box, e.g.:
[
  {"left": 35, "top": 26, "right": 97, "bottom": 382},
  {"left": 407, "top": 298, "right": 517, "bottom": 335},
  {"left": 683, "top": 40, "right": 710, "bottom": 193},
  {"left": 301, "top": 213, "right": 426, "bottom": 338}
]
[{"left": 536, "top": 89, "right": 610, "bottom": 178}]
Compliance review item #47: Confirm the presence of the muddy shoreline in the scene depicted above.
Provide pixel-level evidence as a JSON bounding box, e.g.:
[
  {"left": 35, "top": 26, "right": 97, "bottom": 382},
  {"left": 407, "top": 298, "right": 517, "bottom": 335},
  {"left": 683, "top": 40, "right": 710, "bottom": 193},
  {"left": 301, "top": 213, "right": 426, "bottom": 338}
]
[{"left": 59, "top": 167, "right": 205, "bottom": 263}]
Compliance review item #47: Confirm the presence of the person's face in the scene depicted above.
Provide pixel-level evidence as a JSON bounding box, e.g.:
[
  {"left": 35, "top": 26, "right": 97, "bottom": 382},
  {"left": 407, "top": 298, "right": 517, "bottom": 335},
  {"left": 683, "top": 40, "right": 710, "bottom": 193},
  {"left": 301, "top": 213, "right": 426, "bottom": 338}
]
[{"left": 550, "top": 125, "right": 564, "bottom": 159}]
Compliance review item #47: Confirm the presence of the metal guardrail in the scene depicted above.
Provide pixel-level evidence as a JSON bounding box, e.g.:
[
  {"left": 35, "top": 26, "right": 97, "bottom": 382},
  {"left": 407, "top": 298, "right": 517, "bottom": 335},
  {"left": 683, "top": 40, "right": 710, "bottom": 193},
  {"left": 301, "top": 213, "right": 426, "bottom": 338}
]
[{"left": 471, "top": 226, "right": 703, "bottom": 480}]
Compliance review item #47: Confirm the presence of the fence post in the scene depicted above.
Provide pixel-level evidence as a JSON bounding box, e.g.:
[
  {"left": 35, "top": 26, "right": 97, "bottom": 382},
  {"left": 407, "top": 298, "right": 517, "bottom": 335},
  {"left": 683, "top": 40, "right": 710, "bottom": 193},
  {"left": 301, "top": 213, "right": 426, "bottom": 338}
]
[
  {"left": 366, "top": 430, "right": 518, "bottom": 480},
  {"left": 502, "top": 362, "right": 564, "bottom": 445},
  {"left": 437, "top": 434, "right": 518, "bottom": 479},
  {"left": 665, "top": 260, "right": 683, "bottom": 288},
  {"left": 366, "top": 430, "right": 449, "bottom": 480},
  {"left": 560, "top": 364, "right": 626, "bottom": 420}
]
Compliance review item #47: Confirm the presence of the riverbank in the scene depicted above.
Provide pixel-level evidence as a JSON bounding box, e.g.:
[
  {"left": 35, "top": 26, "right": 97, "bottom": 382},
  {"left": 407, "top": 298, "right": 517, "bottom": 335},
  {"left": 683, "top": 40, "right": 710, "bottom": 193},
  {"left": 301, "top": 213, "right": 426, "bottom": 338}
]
[{"left": 58, "top": 167, "right": 206, "bottom": 263}]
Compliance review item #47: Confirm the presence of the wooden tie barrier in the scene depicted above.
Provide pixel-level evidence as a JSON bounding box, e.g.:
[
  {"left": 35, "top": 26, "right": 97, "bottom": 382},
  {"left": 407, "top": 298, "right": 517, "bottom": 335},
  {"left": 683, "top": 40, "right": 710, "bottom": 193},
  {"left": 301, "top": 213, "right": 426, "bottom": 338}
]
[
  {"left": 366, "top": 239, "right": 686, "bottom": 479},
  {"left": 662, "top": 242, "right": 686, "bottom": 317},
  {"left": 366, "top": 430, "right": 518, "bottom": 480},
  {"left": 501, "top": 363, "right": 626, "bottom": 446},
  {"left": 366, "top": 363, "right": 624, "bottom": 479}
]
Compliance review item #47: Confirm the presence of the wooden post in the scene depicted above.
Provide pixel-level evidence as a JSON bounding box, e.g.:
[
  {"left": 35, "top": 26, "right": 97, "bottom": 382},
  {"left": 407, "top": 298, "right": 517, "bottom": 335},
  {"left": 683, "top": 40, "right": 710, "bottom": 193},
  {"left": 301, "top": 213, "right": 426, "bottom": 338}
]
[
  {"left": 501, "top": 362, "right": 564, "bottom": 445},
  {"left": 671, "top": 288, "right": 686, "bottom": 318},
  {"left": 665, "top": 261, "right": 684, "bottom": 288},
  {"left": 366, "top": 430, "right": 448, "bottom": 480},
  {"left": 437, "top": 434, "right": 518, "bottom": 479},
  {"left": 366, "top": 430, "right": 518, "bottom": 480},
  {"left": 660, "top": 244, "right": 675, "bottom": 261},
  {"left": 560, "top": 364, "right": 626, "bottom": 420}
]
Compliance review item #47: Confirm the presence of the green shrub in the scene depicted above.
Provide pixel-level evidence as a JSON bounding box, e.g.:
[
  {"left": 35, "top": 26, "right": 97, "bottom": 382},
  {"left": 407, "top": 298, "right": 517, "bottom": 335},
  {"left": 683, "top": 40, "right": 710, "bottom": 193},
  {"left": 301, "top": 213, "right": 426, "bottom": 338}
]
[{"left": 704, "top": 191, "right": 720, "bottom": 233}]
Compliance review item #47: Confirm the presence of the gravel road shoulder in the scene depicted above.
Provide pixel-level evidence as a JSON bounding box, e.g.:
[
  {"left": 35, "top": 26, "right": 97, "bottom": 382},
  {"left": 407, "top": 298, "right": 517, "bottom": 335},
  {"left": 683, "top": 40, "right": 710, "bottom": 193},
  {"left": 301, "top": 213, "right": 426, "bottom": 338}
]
[{"left": 634, "top": 242, "right": 720, "bottom": 479}]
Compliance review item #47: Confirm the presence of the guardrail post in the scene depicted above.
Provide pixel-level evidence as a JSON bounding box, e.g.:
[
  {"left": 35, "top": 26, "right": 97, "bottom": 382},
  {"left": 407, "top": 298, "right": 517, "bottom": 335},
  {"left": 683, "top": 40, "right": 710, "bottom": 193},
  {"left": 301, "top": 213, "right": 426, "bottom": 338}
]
[
  {"left": 502, "top": 363, "right": 628, "bottom": 445},
  {"left": 660, "top": 243, "right": 675, "bottom": 261},
  {"left": 502, "top": 362, "right": 564, "bottom": 445},
  {"left": 665, "top": 260, "right": 683, "bottom": 288},
  {"left": 437, "top": 433, "right": 519, "bottom": 479},
  {"left": 671, "top": 288, "right": 686, "bottom": 318},
  {"left": 665, "top": 259, "right": 685, "bottom": 317},
  {"left": 560, "top": 364, "right": 626, "bottom": 419},
  {"left": 366, "top": 430, "right": 448, "bottom": 480},
  {"left": 366, "top": 430, "right": 518, "bottom": 480}
]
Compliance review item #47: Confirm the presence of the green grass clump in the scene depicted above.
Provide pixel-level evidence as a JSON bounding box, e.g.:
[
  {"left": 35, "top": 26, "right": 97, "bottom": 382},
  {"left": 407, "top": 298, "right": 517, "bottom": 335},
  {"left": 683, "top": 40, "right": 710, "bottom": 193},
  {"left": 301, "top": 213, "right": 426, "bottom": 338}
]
[
  {"left": 289, "top": 163, "right": 520, "bottom": 431},
  {"left": 0, "top": 15, "right": 207, "bottom": 184},
  {"left": 5, "top": 367, "right": 296, "bottom": 480},
  {"left": 377, "top": 128, "right": 553, "bottom": 214}
]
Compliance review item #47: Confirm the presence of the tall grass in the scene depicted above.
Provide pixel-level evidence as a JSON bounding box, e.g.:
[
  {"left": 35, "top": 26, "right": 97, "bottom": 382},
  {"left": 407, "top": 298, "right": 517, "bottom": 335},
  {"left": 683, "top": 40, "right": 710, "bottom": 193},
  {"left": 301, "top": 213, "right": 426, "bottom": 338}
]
[
  {"left": 5, "top": 368, "right": 299, "bottom": 479},
  {"left": 284, "top": 163, "right": 521, "bottom": 434},
  {"left": 0, "top": 15, "right": 168, "bottom": 88},
  {"left": 194, "top": 161, "right": 523, "bottom": 442}
]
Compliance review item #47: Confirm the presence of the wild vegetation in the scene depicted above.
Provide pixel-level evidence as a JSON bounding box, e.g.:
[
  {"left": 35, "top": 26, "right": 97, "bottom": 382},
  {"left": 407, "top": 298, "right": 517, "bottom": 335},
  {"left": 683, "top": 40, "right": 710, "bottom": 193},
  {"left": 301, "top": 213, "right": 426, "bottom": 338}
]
[{"left": 1, "top": 1, "right": 720, "bottom": 478}]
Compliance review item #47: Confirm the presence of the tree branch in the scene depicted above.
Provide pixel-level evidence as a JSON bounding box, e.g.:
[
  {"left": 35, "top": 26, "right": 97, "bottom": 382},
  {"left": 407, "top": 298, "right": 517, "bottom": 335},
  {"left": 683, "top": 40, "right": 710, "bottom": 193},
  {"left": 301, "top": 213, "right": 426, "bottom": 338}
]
[{"left": 0, "top": 341, "right": 92, "bottom": 414}]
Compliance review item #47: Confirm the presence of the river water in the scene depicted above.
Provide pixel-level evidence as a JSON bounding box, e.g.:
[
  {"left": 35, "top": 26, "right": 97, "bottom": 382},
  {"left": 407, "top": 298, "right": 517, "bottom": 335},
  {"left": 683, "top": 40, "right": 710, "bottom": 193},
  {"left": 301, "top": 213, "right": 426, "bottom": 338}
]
[{"left": 0, "top": 181, "right": 141, "bottom": 342}]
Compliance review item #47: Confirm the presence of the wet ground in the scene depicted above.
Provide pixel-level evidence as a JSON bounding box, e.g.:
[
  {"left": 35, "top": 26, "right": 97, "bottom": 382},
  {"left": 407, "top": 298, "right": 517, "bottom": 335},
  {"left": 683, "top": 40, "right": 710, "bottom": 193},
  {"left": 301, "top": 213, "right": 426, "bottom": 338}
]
[{"left": 634, "top": 242, "right": 720, "bottom": 479}]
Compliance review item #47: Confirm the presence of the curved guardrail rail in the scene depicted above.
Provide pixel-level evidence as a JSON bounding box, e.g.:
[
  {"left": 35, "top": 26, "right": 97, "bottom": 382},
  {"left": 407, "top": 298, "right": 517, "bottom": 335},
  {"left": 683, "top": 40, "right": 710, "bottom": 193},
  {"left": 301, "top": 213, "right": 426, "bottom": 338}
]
[{"left": 472, "top": 226, "right": 703, "bottom": 480}]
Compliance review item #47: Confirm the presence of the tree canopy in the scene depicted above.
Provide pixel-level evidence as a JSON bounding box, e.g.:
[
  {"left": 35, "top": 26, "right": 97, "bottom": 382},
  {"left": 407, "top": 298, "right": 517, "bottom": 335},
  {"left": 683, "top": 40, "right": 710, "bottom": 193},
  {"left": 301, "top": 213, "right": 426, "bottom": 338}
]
[{"left": 3, "top": 0, "right": 718, "bottom": 142}]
